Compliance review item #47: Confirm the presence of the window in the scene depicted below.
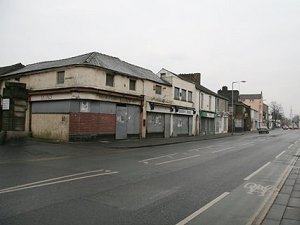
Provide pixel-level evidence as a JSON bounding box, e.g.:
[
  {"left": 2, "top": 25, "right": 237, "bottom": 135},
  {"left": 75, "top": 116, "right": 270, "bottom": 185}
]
[
  {"left": 57, "top": 71, "right": 65, "bottom": 84},
  {"left": 106, "top": 73, "right": 114, "bottom": 87},
  {"left": 181, "top": 89, "right": 186, "bottom": 101},
  {"left": 174, "top": 87, "right": 180, "bottom": 100},
  {"left": 155, "top": 85, "right": 162, "bottom": 94},
  {"left": 129, "top": 79, "right": 136, "bottom": 91},
  {"left": 200, "top": 93, "right": 204, "bottom": 109},
  {"left": 209, "top": 96, "right": 212, "bottom": 111},
  {"left": 216, "top": 98, "right": 220, "bottom": 111},
  {"left": 188, "top": 91, "right": 192, "bottom": 102}
]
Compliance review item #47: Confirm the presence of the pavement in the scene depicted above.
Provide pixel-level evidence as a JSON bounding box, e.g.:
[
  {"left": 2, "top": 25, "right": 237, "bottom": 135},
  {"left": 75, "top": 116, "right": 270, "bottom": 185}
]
[{"left": 261, "top": 154, "right": 300, "bottom": 225}]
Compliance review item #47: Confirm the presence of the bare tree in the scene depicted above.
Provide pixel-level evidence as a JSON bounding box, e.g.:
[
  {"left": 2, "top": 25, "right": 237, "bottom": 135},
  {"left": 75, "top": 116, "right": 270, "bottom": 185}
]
[{"left": 269, "top": 101, "right": 284, "bottom": 127}]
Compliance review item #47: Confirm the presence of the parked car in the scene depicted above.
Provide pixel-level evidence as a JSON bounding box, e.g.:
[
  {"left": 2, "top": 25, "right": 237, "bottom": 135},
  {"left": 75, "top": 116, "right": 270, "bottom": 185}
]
[
  {"left": 257, "top": 127, "right": 269, "bottom": 134},
  {"left": 282, "top": 125, "right": 289, "bottom": 130}
]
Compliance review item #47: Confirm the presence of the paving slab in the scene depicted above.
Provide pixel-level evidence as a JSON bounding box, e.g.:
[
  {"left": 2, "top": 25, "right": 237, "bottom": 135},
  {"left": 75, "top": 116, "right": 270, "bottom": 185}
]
[
  {"left": 274, "top": 193, "right": 290, "bottom": 205},
  {"left": 294, "top": 184, "right": 300, "bottom": 191},
  {"left": 265, "top": 204, "right": 286, "bottom": 221},
  {"left": 281, "top": 219, "right": 300, "bottom": 225},
  {"left": 261, "top": 219, "right": 280, "bottom": 225},
  {"left": 283, "top": 207, "right": 300, "bottom": 221},
  {"left": 291, "top": 191, "right": 300, "bottom": 198},
  {"left": 281, "top": 186, "right": 293, "bottom": 194},
  {"left": 288, "top": 198, "right": 300, "bottom": 208}
]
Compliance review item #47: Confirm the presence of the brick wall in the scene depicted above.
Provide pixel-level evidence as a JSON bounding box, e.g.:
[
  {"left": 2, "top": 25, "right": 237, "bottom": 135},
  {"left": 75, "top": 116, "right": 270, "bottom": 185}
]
[{"left": 69, "top": 113, "right": 116, "bottom": 135}]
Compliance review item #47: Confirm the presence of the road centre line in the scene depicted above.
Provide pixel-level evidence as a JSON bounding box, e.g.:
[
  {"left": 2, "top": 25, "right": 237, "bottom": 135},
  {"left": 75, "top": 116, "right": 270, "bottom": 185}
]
[
  {"left": 212, "top": 147, "right": 235, "bottom": 153},
  {"left": 0, "top": 169, "right": 106, "bottom": 192},
  {"left": 276, "top": 151, "right": 286, "bottom": 159},
  {"left": 288, "top": 144, "right": 294, "bottom": 149},
  {"left": 155, "top": 154, "right": 201, "bottom": 166},
  {"left": 0, "top": 171, "right": 119, "bottom": 194},
  {"left": 176, "top": 192, "right": 230, "bottom": 225},
  {"left": 139, "top": 153, "right": 178, "bottom": 162},
  {"left": 244, "top": 162, "right": 271, "bottom": 181}
]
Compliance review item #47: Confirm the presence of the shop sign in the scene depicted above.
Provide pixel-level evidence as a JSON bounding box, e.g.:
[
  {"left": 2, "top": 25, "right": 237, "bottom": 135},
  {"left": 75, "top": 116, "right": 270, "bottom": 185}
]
[
  {"left": 177, "top": 109, "right": 193, "bottom": 115},
  {"left": 201, "top": 111, "right": 215, "bottom": 118},
  {"left": 2, "top": 98, "right": 10, "bottom": 110}
]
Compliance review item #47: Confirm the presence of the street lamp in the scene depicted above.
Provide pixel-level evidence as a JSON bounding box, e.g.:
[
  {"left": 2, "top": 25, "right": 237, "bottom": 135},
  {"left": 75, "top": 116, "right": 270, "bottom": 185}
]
[{"left": 231, "top": 80, "right": 246, "bottom": 135}]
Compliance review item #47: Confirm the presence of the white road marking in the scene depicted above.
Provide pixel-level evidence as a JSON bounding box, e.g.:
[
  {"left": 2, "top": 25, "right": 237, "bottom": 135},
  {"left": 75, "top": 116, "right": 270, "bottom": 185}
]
[
  {"left": 155, "top": 154, "right": 201, "bottom": 165},
  {"left": 288, "top": 144, "right": 294, "bottom": 149},
  {"left": 0, "top": 171, "right": 119, "bottom": 194},
  {"left": 0, "top": 169, "right": 105, "bottom": 192},
  {"left": 212, "top": 147, "right": 235, "bottom": 153},
  {"left": 139, "top": 153, "right": 178, "bottom": 163},
  {"left": 244, "top": 162, "right": 271, "bottom": 181},
  {"left": 176, "top": 192, "right": 230, "bottom": 225},
  {"left": 188, "top": 149, "right": 200, "bottom": 152},
  {"left": 276, "top": 151, "right": 286, "bottom": 159}
]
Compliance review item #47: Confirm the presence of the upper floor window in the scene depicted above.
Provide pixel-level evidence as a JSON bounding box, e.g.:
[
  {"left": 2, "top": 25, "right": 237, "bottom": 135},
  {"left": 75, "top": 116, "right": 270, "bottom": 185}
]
[
  {"left": 174, "top": 87, "right": 180, "bottom": 100},
  {"left": 181, "top": 89, "right": 187, "bottom": 101},
  {"left": 188, "top": 91, "right": 192, "bottom": 102},
  {"left": 155, "top": 85, "right": 162, "bottom": 95},
  {"left": 216, "top": 98, "right": 220, "bottom": 111},
  {"left": 129, "top": 79, "right": 136, "bottom": 91},
  {"left": 57, "top": 71, "right": 65, "bottom": 84},
  {"left": 209, "top": 96, "right": 212, "bottom": 111},
  {"left": 200, "top": 93, "right": 204, "bottom": 109},
  {"left": 106, "top": 73, "right": 114, "bottom": 87}
]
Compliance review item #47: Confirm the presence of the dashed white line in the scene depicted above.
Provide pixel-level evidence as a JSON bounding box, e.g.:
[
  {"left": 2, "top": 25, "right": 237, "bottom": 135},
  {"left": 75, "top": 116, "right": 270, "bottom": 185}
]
[
  {"left": 244, "top": 162, "right": 271, "bottom": 181},
  {"left": 155, "top": 154, "right": 201, "bottom": 165},
  {"left": 276, "top": 151, "right": 286, "bottom": 159},
  {"left": 288, "top": 144, "right": 294, "bottom": 149},
  {"left": 212, "top": 147, "right": 235, "bottom": 153},
  {"left": 176, "top": 192, "right": 230, "bottom": 225},
  {"left": 139, "top": 153, "right": 178, "bottom": 163}
]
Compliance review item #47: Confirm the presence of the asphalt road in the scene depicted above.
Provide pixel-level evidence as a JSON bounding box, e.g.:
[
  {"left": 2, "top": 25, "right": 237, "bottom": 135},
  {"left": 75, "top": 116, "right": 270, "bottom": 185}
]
[{"left": 0, "top": 129, "right": 299, "bottom": 225}]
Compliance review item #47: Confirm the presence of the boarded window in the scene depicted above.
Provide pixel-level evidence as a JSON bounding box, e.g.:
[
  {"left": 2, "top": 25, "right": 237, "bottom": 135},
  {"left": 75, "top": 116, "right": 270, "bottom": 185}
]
[{"left": 57, "top": 71, "right": 65, "bottom": 84}]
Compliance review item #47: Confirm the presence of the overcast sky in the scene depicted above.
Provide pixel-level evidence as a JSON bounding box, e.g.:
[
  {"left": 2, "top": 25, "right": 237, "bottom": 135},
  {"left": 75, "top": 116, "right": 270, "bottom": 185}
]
[{"left": 1, "top": 0, "right": 299, "bottom": 116}]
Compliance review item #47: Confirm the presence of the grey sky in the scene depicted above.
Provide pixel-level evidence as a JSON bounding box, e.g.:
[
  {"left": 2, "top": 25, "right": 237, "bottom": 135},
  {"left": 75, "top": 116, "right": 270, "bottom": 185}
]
[{"left": 1, "top": 0, "right": 300, "bottom": 116}]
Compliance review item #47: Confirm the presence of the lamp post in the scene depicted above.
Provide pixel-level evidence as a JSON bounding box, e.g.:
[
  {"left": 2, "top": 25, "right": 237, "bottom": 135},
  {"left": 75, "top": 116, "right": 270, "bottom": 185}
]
[{"left": 231, "top": 80, "right": 246, "bottom": 135}]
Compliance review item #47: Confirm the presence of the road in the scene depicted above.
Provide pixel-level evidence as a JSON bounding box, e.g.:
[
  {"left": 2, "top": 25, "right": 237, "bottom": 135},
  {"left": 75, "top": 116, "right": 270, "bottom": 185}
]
[{"left": 0, "top": 129, "right": 299, "bottom": 225}]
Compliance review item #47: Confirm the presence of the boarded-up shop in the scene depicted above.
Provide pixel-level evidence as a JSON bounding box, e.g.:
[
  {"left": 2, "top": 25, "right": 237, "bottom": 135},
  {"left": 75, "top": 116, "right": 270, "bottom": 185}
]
[
  {"left": 200, "top": 111, "right": 215, "bottom": 135},
  {"left": 31, "top": 99, "right": 141, "bottom": 141},
  {"left": 172, "top": 109, "right": 193, "bottom": 137}
]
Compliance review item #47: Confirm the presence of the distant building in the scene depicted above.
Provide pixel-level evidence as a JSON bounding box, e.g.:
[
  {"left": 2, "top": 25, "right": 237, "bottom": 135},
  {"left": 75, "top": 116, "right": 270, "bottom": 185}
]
[
  {"left": 239, "top": 93, "right": 264, "bottom": 128},
  {"left": 218, "top": 86, "right": 251, "bottom": 132}
]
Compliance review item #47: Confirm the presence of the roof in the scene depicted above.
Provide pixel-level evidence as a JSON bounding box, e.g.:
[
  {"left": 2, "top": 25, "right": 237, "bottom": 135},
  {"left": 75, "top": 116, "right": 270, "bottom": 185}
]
[
  {"left": 3, "top": 52, "right": 168, "bottom": 85},
  {"left": 178, "top": 74, "right": 228, "bottom": 101},
  {"left": 0, "top": 63, "right": 25, "bottom": 77},
  {"left": 240, "top": 94, "right": 262, "bottom": 100}
]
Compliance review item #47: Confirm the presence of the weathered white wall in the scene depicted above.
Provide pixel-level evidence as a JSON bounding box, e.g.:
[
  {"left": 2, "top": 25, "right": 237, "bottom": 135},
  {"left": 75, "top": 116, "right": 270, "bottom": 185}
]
[{"left": 31, "top": 114, "right": 69, "bottom": 141}]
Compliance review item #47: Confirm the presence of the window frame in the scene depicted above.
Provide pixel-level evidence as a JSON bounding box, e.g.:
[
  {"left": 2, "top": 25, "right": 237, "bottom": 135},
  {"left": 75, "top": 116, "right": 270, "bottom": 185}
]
[
  {"left": 129, "top": 79, "right": 136, "bottom": 91},
  {"left": 181, "top": 89, "right": 187, "bottom": 101},
  {"left": 57, "top": 71, "right": 65, "bottom": 84},
  {"left": 155, "top": 85, "right": 162, "bottom": 95},
  {"left": 188, "top": 91, "right": 192, "bottom": 102},
  {"left": 106, "top": 73, "right": 114, "bottom": 87},
  {"left": 174, "top": 87, "right": 180, "bottom": 100}
]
